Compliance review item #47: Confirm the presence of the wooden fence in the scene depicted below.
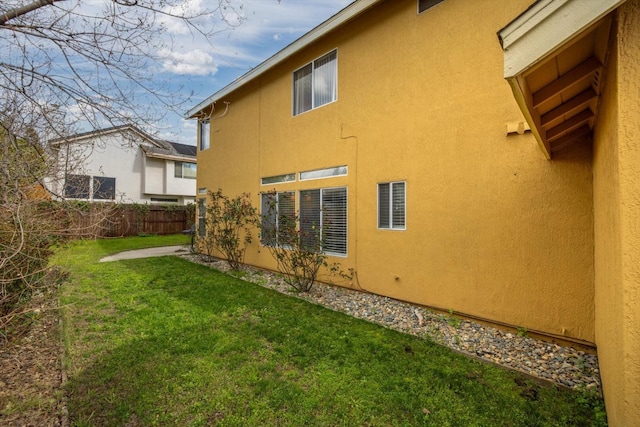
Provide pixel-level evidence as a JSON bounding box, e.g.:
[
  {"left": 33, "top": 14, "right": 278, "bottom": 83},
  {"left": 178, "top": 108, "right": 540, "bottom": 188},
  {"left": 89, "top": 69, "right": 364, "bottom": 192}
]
[{"left": 63, "top": 204, "right": 194, "bottom": 238}]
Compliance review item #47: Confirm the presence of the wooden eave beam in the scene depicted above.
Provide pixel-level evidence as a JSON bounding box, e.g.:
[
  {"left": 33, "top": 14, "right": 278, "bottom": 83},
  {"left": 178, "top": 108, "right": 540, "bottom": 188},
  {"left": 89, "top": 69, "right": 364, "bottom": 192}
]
[
  {"left": 532, "top": 57, "right": 602, "bottom": 108},
  {"left": 546, "top": 109, "right": 594, "bottom": 141},
  {"left": 550, "top": 124, "right": 592, "bottom": 153},
  {"left": 540, "top": 88, "right": 598, "bottom": 128}
]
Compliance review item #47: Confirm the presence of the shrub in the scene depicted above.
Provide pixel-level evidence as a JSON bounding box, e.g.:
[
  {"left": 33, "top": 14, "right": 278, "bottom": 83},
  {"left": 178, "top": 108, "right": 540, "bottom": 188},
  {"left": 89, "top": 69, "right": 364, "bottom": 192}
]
[
  {"left": 261, "top": 192, "right": 350, "bottom": 292},
  {"left": 198, "top": 190, "right": 258, "bottom": 270}
]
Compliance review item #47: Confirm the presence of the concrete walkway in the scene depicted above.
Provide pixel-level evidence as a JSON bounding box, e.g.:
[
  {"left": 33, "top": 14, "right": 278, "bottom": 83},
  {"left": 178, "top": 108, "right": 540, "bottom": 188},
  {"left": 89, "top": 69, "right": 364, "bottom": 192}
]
[{"left": 99, "top": 245, "right": 190, "bottom": 262}]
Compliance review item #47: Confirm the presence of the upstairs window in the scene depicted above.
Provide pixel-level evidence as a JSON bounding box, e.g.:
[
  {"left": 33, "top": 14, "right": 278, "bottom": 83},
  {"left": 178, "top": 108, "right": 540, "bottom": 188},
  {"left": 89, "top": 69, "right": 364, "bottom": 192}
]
[
  {"left": 293, "top": 50, "right": 337, "bottom": 116},
  {"left": 378, "top": 181, "right": 406, "bottom": 230},
  {"left": 199, "top": 119, "right": 210, "bottom": 151},
  {"left": 175, "top": 161, "right": 197, "bottom": 179},
  {"left": 418, "top": 0, "right": 444, "bottom": 13}
]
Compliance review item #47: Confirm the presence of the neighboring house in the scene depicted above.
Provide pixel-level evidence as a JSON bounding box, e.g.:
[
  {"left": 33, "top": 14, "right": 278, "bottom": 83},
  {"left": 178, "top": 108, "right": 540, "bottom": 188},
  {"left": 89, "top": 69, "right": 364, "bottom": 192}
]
[
  {"left": 49, "top": 125, "right": 197, "bottom": 205},
  {"left": 186, "top": 0, "right": 640, "bottom": 423}
]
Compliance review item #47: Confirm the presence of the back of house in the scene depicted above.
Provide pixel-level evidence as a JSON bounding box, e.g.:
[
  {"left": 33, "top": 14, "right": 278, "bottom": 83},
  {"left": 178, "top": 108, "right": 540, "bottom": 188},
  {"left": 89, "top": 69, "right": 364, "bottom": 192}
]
[{"left": 189, "top": 0, "right": 640, "bottom": 424}]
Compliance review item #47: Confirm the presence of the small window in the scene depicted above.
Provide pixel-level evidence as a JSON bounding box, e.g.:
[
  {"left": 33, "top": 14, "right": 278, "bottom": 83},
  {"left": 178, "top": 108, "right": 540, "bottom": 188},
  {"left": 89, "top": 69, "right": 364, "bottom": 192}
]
[
  {"left": 418, "top": 0, "right": 444, "bottom": 13},
  {"left": 261, "top": 173, "right": 296, "bottom": 185},
  {"left": 299, "top": 166, "right": 347, "bottom": 181},
  {"left": 198, "top": 187, "right": 207, "bottom": 195},
  {"left": 378, "top": 181, "right": 406, "bottom": 230},
  {"left": 150, "top": 197, "right": 178, "bottom": 203},
  {"left": 293, "top": 50, "right": 337, "bottom": 116},
  {"left": 261, "top": 192, "right": 296, "bottom": 246},
  {"left": 199, "top": 119, "right": 210, "bottom": 151},
  {"left": 175, "top": 161, "right": 197, "bottom": 179},
  {"left": 93, "top": 176, "right": 116, "bottom": 200},
  {"left": 197, "top": 198, "right": 206, "bottom": 237}
]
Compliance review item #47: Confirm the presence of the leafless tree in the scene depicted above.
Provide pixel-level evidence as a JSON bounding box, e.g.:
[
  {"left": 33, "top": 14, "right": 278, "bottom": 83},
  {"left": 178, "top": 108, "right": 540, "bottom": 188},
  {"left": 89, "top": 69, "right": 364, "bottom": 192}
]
[
  {"left": 1, "top": 0, "right": 244, "bottom": 135},
  {"left": 0, "top": 0, "right": 244, "bottom": 341}
]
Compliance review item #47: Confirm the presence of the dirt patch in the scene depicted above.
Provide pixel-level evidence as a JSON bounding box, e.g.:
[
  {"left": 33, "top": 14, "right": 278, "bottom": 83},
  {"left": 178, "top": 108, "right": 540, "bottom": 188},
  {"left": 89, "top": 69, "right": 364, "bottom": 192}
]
[{"left": 0, "top": 291, "right": 66, "bottom": 426}]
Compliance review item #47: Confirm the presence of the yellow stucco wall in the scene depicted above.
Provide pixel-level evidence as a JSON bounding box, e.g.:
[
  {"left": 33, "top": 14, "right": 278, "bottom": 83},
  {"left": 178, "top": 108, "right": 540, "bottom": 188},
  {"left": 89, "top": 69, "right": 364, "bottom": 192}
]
[
  {"left": 593, "top": 0, "right": 640, "bottom": 424},
  {"left": 197, "top": 0, "right": 596, "bottom": 343}
]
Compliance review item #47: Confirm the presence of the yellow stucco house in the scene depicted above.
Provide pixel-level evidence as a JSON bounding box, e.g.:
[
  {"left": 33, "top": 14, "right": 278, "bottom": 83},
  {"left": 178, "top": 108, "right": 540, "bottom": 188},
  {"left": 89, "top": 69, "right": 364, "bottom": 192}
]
[{"left": 187, "top": 0, "right": 640, "bottom": 424}]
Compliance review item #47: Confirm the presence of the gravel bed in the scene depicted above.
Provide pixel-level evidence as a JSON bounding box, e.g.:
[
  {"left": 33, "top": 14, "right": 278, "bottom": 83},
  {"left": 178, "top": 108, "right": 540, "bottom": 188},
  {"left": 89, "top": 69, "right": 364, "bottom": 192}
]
[{"left": 183, "top": 255, "right": 602, "bottom": 393}]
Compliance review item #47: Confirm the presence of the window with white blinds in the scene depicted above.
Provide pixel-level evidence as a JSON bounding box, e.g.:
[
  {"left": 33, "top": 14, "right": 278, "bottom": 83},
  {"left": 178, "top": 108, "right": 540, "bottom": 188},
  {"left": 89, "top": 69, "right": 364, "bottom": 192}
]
[
  {"left": 261, "top": 191, "right": 295, "bottom": 246},
  {"left": 197, "top": 198, "right": 206, "bottom": 237},
  {"left": 300, "top": 187, "right": 347, "bottom": 256},
  {"left": 378, "top": 181, "right": 406, "bottom": 230},
  {"left": 293, "top": 50, "right": 337, "bottom": 116},
  {"left": 199, "top": 119, "right": 210, "bottom": 151}
]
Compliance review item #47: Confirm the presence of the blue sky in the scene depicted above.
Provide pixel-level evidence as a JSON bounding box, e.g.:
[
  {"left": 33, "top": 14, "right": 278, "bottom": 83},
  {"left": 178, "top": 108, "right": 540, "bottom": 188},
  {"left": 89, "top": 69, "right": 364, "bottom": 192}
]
[{"left": 158, "top": 0, "right": 354, "bottom": 145}]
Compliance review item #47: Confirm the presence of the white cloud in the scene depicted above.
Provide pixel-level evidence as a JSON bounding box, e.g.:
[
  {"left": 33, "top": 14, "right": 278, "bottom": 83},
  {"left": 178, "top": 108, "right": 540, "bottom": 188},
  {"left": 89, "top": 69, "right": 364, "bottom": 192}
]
[
  {"left": 159, "top": 49, "right": 218, "bottom": 76},
  {"left": 195, "top": 0, "right": 354, "bottom": 68}
]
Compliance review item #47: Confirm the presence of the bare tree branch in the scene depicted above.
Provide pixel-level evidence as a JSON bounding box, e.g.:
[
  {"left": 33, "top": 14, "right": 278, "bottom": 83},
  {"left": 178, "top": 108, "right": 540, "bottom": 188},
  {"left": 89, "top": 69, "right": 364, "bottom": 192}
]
[
  {"left": 0, "top": 0, "right": 248, "bottom": 342},
  {"left": 0, "top": 0, "right": 64, "bottom": 26}
]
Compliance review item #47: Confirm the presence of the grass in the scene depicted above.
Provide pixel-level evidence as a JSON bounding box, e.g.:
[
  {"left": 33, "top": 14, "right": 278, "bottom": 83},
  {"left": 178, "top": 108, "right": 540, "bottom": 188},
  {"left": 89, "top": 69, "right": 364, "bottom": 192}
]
[{"left": 55, "top": 236, "right": 607, "bottom": 426}]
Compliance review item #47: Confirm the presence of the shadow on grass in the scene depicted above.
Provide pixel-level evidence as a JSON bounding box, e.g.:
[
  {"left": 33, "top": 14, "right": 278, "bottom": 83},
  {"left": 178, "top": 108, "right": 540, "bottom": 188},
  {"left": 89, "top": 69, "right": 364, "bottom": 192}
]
[{"left": 64, "top": 257, "right": 606, "bottom": 426}]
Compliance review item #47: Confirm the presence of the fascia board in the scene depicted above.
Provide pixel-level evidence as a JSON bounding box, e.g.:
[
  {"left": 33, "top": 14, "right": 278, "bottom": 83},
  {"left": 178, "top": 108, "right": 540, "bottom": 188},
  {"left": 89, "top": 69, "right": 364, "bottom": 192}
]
[
  {"left": 499, "top": 0, "right": 626, "bottom": 78},
  {"left": 185, "top": 0, "right": 382, "bottom": 119},
  {"left": 49, "top": 125, "right": 165, "bottom": 149},
  {"left": 143, "top": 151, "right": 196, "bottom": 162}
]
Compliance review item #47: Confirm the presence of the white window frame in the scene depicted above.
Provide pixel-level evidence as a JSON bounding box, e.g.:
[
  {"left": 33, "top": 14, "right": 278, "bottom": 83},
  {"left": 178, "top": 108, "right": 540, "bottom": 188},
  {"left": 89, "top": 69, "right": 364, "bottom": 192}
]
[
  {"left": 378, "top": 181, "right": 406, "bottom": 230},
  {"left": 260, "top": 191, "right": 296, "bottom": 247},
  {"left": 299, "top": 165, "right": 347, "bottom": 181},
  {"left": 175, "top": 161, "right": 197, "bottom": 179},
  {"left": 197, "top": 198, "right": 206, "bottom": 237},
  {"left": 261, "top": 173, "right": 296, "bottom": 185},
  {"left": 300, "top": 186, "right": 348, "bottom": 257},
  {"left": 199, "top": 119, "right": 210, "bottom": 151},
  {"left": 64, "top": 174, "right": 116, "bottom": 201},
  {"left": 292, "top": 49, "right": 338, "bottom": 116}
]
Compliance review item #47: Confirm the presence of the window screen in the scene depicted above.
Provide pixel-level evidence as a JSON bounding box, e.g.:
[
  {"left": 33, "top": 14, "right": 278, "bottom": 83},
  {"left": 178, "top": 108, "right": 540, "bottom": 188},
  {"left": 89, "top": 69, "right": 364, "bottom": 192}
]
[
  {"left": 378, "top": 181, "right": 406, "bottom": 230},
  {"left": 261, "top": 192, "right": 295, "bottom": 246},
  {"left": 93, "top": 176, "right": 116, "bottom": 200},
  {"left": 293, "top": 50, "right": 337, "bottom": 115},
  {"left": 300, "top": 187, "right": 347, "bottom": 255},
  {"left": 199, "top": 119, "right": 210, "bottom": 151},
  {"left": 64, "top": 174, "right": 90, "bottom": 199}
]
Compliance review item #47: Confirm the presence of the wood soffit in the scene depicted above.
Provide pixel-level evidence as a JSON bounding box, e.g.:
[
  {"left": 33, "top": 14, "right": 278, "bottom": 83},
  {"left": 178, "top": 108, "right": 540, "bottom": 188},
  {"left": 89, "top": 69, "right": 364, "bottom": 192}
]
[
  {"left": 499, "top": 0, "right": 626, "bottom": 159},
  {"left": 519, "top": 16, "right": 612, "bottom": 156}
]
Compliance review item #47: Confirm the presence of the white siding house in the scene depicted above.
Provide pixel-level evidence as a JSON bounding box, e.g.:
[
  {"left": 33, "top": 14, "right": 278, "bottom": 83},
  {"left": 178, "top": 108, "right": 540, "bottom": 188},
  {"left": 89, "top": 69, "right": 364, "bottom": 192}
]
[{"left": 50, "top": 125, "right": 196, "bottom": 205}]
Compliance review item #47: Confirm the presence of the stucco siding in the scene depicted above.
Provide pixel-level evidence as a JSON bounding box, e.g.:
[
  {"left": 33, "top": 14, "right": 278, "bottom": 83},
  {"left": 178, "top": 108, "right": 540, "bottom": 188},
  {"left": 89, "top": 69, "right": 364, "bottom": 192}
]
[
  {"left": 198, "top": 0, "right": 595, "bottom": 343},
  {"left": 594, "top": 0, "right": 640, "bottom": 423},
  {"left": 144, "top": 158, "right": 165, "bottom": 195}
]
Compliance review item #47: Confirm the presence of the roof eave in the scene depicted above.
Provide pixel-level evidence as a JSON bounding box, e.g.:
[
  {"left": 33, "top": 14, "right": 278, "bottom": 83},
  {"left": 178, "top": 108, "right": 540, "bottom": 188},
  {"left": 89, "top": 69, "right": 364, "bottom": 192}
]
[
  {"left": 498, "top": 0, "right": 626, "bottom": 159},
  {"left": 49, "top": 124, "right": 165, "bottom": 149},
  {"left": 499, "top": 0, "right": 626, "bottom": 79},
  {"left": 144, "top": 152, "right": 197, "bottom": 162}
]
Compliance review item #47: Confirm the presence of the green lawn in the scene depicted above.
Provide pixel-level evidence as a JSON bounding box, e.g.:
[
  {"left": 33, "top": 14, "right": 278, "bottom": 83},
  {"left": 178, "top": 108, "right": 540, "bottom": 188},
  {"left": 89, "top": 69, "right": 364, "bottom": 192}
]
[{"left": 55, "top": 236, "right": 606, "bottom": 426}]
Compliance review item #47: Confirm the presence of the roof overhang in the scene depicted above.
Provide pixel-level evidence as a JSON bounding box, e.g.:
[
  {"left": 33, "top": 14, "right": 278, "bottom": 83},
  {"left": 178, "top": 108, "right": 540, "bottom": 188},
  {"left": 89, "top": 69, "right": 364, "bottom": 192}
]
[
  {"left": 49, "top": 124, "right": 165, "bottom": 149},
  {"left": 498, "top": 0, "right": 626, "bottom": 158},
  {"left": 185, "top": 0, "right": 382, "bottom": 119},
  {"left": 140, "top": 146, "right": 196, "bottom": 162}
]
